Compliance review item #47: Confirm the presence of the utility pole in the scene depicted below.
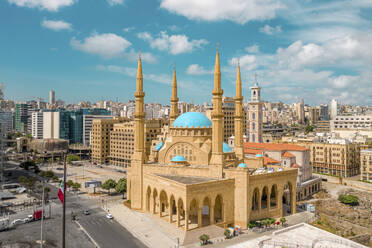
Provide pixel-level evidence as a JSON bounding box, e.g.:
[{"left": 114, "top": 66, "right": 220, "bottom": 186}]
[
  {"left": 40, "top": 180, "right": 45, "bottom": 248},
  {"left": 62, "top": 153, "right": 67, "bottom": 248}
]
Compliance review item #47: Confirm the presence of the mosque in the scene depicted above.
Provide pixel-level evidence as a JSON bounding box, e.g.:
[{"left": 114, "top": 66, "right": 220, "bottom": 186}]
[{"left": 127, "top": 49, "right": 298, "bottom": 231}]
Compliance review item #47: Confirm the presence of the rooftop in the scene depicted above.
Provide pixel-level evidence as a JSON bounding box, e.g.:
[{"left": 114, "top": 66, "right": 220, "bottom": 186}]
[
  {"left": 282, "top": 151, "right": 295, "bottom": 158},
  {"left": 244, "top": 142, "right": 308, "bottom": 152},
  {"left": 172, "top": 112, "right": 212, "bottom": 128},
  {"left": 155, "top": 174, "right": 217, "bottom": 185}
]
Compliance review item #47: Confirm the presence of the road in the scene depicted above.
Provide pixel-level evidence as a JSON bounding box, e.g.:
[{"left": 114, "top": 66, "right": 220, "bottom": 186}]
[{"left": 1, "top": 161, "right": 146, "bottom": 248}]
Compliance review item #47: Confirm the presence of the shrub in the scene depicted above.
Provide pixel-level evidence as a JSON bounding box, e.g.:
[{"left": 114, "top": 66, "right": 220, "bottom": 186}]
[
  {"left": 338, "top": 194, "right": 358, "bottom": 206},
  {"left": 224, "top": 229, "right": 231, "bottom": 239},
  {"left": 247, "top": 222, "right": 256, "bottom": 229},
  {"left": 66, "top": 154, "right": 80, "bottom": 164},
  {"left": 199, "top": 234, "right": 210, "bottom": 245}
]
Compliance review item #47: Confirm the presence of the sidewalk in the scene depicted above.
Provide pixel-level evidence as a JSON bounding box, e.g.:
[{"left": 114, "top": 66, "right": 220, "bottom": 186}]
[{"left": 105, "top": 201, "right": 178, "bottom": 248}]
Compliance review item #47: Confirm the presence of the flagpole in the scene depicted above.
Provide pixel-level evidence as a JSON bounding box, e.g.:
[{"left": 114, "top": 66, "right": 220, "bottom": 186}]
[{"left": 62, "top": 153, "right": 66, "bottom": 248}]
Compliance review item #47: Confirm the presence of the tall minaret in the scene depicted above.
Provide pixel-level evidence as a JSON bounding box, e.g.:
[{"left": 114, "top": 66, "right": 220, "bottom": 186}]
[
  {"left": 129, "top": 55, "right": 146, "bottom": 210},
  {"left": 248, "top": 77, "right": 263, "bottom": 143},
  {"left": 234, "top": 62, "right": 244, "bottom": 160},
  {"left": 209, "top": 48, "right": 224, "bottom": 178},
  {"left": 169, "top": 65, "right": 179, "bottom": 126}
]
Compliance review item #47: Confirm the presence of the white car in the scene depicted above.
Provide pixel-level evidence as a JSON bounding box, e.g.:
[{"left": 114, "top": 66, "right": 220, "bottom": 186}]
[{"left": 106, "top": 213, "right": 113, "bottom": 219}]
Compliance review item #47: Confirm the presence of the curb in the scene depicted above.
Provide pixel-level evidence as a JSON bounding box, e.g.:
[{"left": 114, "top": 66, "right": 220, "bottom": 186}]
[{"left": 75, "top": 220, "right": 100, "bottom": 248}]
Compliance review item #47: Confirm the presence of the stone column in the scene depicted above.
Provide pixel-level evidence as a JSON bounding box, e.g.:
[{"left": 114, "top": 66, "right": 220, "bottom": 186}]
[
  {"left": 278, "top": 190, "right": 283, "bottom": 217},
  {"left": 169, "top": 201, "right": 173, "bottom": 223},
  {"left": 177, "top": 206, "right": 180, "bottom": 227},
  {"left": 267, "top": 191, "right": 271, "bottom": 211},
  {"left": 159, "top": 198, "right": 162, "bottom": 217},
  {"left": 197, "top": 207, "right": 202, "bottom": 227},
  {"left": 210, "top": 205, "right": 215, "bottom": 225},
  {"left": 152, "top": 196, "right": 155, "bottom": 214},
  {"left": 258, "top": 192, "right": 262, "bottom": 214},
  {"left": 291, "top": 189, "right": 296, "bottom": 214},
  {"left": 185, "top": 210, "right": 189, "bottom": 231}
]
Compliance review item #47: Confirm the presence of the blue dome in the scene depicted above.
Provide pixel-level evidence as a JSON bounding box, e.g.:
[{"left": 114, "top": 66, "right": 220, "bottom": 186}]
[
  {"left": 238, "top": 163, "right": 247, "bottom": 168},
  {"left": 171, "top": 155, "right": 186, "bottom": 162},
  {"left": 154, "top": 142, "right": 163, "bottom": 151},
  {"left": 172, "top": 112, "right": 212, "bottom": 128},
  {"left": 256, "top": 153, "right": 263, "bottom": 158},
  {"left": 223, "top": 142, "right": 233, "bottom": 153}
]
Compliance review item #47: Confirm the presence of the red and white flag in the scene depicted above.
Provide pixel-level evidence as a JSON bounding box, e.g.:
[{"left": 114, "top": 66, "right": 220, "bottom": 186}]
[{"left": 58, "top": 180, "right": 65, "bottom": 204}]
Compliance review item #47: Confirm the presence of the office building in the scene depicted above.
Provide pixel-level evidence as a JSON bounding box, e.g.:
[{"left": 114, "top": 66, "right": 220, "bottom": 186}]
[
  {"left": 0, "top": 111, "right": 13, "bottom": 134},
  {"left": 330, "top": 99, "right": 338, "bottom": 120},
  {"left": 361, "top": 149, "right": 372, "bottom": 182},
  {"left": 31, "top": 111, "right": 43, "bottom": 139},
  {"left": 14, "top": 103, "right": 30, "bottom": 133},
  {"left": 50, "top": 90, "right": 55, "bottom": 105},
  {"left": 83, "top": 115, "right": 114, "bottom": 146}
]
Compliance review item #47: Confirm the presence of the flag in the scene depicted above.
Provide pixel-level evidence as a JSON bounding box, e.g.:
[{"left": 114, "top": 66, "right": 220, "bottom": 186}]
[{"left": 58, "top": 180, "right": 65, "bottom": 204}]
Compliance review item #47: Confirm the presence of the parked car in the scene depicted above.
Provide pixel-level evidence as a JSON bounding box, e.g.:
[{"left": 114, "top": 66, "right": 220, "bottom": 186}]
[
  {"left": 56, "top": 167, "right": 63, "bottom": 170},
  {"left": 11, "top": 219, "right": 24, "bottom": 226},
  {"left": 23, "top": 215, "right": 33, "bottom": 223},
  {"left": 106, "top": 213, "right": 113, "bottom": 219},
  {"left": 83, "top": 210, "right": 90, "bottom": 215}
]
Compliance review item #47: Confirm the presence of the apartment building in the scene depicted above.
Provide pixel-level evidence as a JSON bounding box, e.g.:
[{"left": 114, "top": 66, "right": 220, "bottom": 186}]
[
  {"left": 331, "top": 114, "right": 372, "bottom": 138},
  {"left": 31, "top": 112, "right": 43, "bottom": 139},
  {"left": 109, "top": 119, "right": 164, "bottom": 167},
  {"left": 361, "top": 149, "right": 372, "bottom": 182},
  {"left": 83, "top": 115, "right": 114, "bottom": 146},
  {"left": 91, "top": 117, "right": 129, "bottom": 164}
]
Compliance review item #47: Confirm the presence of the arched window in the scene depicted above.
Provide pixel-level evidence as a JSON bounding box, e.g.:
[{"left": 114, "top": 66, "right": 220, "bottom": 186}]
[
  {"left": 252, "top": 122, "right": 255, "bottom": 130},
  {"left": 252, "top": 113, "right": 255, "bottom": 120},
  {"left": 252, "top": 134, "right": 256, "bottom": 143}
]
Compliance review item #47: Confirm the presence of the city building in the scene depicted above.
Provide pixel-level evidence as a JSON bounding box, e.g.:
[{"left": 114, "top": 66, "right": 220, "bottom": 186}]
[
  {"left": 296, "top": 99, "right": 304, "bottom": 124},
  {"left": 109, "top": 119, "right": 163, "bottom": 167},
  {"left": 91, "top": 117, "right": 129, "bottom": 164},
  {"left": 360, "top": 149, "right": 372, "bottom": 182},
  {"left": 315, "top": 120, "right": 330, "bottom": 132},
  {"left": 319, "top": 104, "right": 329, "bottom": 121},
  {"left": 0, "top": 111, "right": 13, "bottom": 134},
  {"left": 331, "top": 114, "right": 372, "bottom": 138},
  {"left": 14, "top": 103, "right": 30, "bottom": 133},
  {"left": 248, "top": 82, "right": 263, "bottom": 143},
  {"left": 49, "top": 90, "right": 55, "bottom": 106},
  {"left": 330, "top": 99, "right": 338, "bottom": 120},
  {"left": 244, "top": 142, "right": 321, "bottom": 200},
  {"left": 127, "top": 53, "right": 298, "bottom": 231},
  {"left": 31, "top": 111, "right": 43, "bottom": 139},
  {"left": 83, "top": 115, "right": 114, "bottom": 146}
]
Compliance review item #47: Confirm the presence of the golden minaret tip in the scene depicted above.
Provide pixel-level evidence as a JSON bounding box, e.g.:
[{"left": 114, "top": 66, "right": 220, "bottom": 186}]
[{"left": 215, "top": 44, "right": 220, "bottom": 73}]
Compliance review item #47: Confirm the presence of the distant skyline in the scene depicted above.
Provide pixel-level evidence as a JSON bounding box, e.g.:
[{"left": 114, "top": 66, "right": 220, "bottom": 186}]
[{"left": 1, "top": 0, "right": 372, "bottom": 105}]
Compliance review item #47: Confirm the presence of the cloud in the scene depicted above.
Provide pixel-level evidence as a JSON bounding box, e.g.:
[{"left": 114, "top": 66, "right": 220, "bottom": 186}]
[
  {"left": 70, "top": 33, "right": 131, "bottom": 59},
  {"left": 329, "top": 75, "right": 359, "bottom": 89},
  {"left": 229, "top": 55, "right": 258, "bottom": 71},
  {"left": 107, "top": 0, "right": 123, "bottom": 6},
  {"left": 186, "top": 64, "right": 211, "bottom": 75},
  {"left": 41, "top": 19, "right": 72, "bottom": 31},
  {"left": 123, "top": 27, "right": 134, "bottom": 32},
  {"left": 7, "top": 0, "right": 76, "bottom": 11},
  {"left": 137, "top": 31, "right": 208, "bottom": 55},
  {"left": 124, "top": 49, "right": 157, "bottom": 64},
  {"left": 160, "top": 0, "right": 286, "bottom": 24},
  {"left": 245, "top": 45, "right": 259, "bottom": 53},
  {"left": 259, "top": 24, "right": 282, "bottom": 35}
]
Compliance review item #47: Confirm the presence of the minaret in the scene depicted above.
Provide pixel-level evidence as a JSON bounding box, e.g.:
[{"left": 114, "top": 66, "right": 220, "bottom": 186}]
[
  {"left": 209, "top": 48, "right": 224, "bottom": 178},
  {"left": 129, "top": 55, "right": 146, "bottom": 210},
  {"left": 234, "top": 62, "right": 244, "bottom": 160},
  {"left": 169, "top": 65, "right": 179, "bottom": 126}
]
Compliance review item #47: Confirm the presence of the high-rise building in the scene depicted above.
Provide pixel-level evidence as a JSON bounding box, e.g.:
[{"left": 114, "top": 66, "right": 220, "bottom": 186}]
[
  {"left": 91, "top": 117, "right": 129, "bottom": 164},
  {"left": 296, "top": 99, "right": 304, "bottom": 124},
  {"left": 49, "top": 90, "right": 55, "bottom": 105},
  {"left": 319, "top": 104, "right": 329, "bottom": 121},
  {"left": 14, "top": 103, "right": 30, "bottom": 133},
  {"left": 31, "top": 111, "right": 43, "bottom": 139},
  {"left": 83, "top": 115, "right": 114, "bottom": 146},
  {"left": 330, "top": 99, "right": 338, "bottom": 120},
  {"left": 248, "top": 82, "right": 262, "bottom": 143},
  {"left": 0, "top": 111, "right": 13, "bottom": 134}
]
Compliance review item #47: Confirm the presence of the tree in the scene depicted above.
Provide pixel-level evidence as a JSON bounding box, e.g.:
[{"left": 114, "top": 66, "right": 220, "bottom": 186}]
[
  {"left": 115, "top": 178, "right": 127, "bottom": 198},
  {"left": 280, "top": 217, "right": 287, "bottom": 227},
  {"left": 66, "top": 180, "right": 74, "bottom": 188},
  {"left": 40, "top": 170, "right": 55, "bottom": 181},
  {"left": 305, "top": 124, "right": 314, "bottom": 134},
  {"left": 224, "top": 229, "right": 231, "bottom": 239},
  {"left": 102, "top": 179, "right": 117, "bottom": 195},
  {"left": 199, "top": 234, "right": 210, "bottom": 245},
  {"left": 72, "top": 182, "right": 81, "bottom": 192},
  {"left": 67, "top": 154, "right": 80, "bottom": 164},
  {"left": 338, "top": 194, "right": 359, "bottom": 206},
  {"left": 20, "top": 160, "right": 36, "bottom": 170}
]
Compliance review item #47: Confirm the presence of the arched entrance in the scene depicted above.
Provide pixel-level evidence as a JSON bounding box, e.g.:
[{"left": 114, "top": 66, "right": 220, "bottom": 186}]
[
  {"left": 146, "top": 186, "right": 151, "bottom": 212},
  {"left": 189, "top": 199, "right": 198, "bottom": 228},
  {"left": 159, "top": 190, "right": 168, "bottom": 217},
  {"left": 214, "top": 195, "right": 223, "bottom": 223},
  {"left": 282, "top": 181, "right": 295, "bottom": 216},
  {"left": 177, "top": 198, "right": 185, "bottom": 227},
  {"left": 261, "top": 186, "right": 268, "bottom": 209},
  {"left": 169, "top": 195, "right": 176, "bottom": 222},
  {"left": 270, "top": 184, "right": 277, "bottom": 208},
  {"left": 202, "top": 197, "right": 211, "bottom": 226},
  {"left": 252, "top": 188, "right": 259, "bottom": 211}
]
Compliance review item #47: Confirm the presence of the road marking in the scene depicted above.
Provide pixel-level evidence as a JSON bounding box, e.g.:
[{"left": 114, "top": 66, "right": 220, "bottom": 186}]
[{"left": 75, "top": 220, "right": 100, "bottom": 248}]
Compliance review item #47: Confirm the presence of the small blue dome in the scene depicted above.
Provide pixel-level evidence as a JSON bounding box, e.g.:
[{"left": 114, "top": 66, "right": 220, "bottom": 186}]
[
  {"left": 172, "top": 112, "right": 212, "bottom": 128},
  {"left": 238, "top": 163, "right": 247, "bottom": 168},
  {"left": 171, "top": 155, "right": 186, "bottom": 162},
  {"left": 256, "top": 153, "right": 263, "bottom": 158},
  {"left": 223, "top": 142, "right": 233, "bottom": 153},
  {"left": 154, "top": 142, "right": 163, "bottom": 151}
]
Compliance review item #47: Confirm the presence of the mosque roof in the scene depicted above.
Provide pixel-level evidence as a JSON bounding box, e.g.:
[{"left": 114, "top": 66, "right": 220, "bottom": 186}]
[
  {"left": 171, "top": 155, "right": 186, "bottom": 162},
  {"left": 256, "top": 153, "right": 263, "bottom": 157},
  {"left": 172, "top": 112, "right": 212, "bottom": 128},
  {"left": 238, "top": 163, "right": 247, "bottom": 168},
  {"left": 154, "top": 142, "right": 163, "bottom": 151},
  {"left": 223, "top": 142, "right": 233, "bottom": 153}
]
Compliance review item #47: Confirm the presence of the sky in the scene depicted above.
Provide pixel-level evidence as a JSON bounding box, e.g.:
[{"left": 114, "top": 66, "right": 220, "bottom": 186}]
[{"left": 1, "top": 0, "right": 372, "bottom": 106}]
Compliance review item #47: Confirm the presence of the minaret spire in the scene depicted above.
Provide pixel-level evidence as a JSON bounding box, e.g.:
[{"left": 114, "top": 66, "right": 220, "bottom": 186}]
[
  {"left": 209, "top": 46, "right": 224, "bottom": 179},
  {"left": 129, "top": 54, "right": 146, "bottom": 210},
  {"left": 234, "top": 61, "right": 244, "bottom": 160},
  {"left": 170, "top": 64, "right": 179, "bottom": 126}
]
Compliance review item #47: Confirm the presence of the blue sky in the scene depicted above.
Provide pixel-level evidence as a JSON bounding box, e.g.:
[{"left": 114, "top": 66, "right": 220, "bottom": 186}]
[{"left": 1, "top": 0, "right": 372, "bottom": 105}]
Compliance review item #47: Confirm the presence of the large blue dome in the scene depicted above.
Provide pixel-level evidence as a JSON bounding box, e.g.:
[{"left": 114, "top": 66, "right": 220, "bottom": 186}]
[{"left": 172, "top": 112, "right": 212, "bottom": 128}]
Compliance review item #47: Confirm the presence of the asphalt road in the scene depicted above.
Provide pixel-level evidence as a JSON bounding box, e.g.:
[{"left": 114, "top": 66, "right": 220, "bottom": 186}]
[{"left": 1, "top": 161, "right": 146, "bottom": 248}]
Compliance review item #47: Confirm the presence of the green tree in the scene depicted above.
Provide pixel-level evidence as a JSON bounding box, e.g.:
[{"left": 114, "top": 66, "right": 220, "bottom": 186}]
[
  {"left": 224, "top": 229, "right": 231, "bottom": 239},
  {"left": 338, "top": 194, "right": 359, "bottom": 206},
  {"left": 115, "top": 178, "right": 127, "bottom": 198},
  {"left": 102, "top": 179, "right": 117, "bottom": 195},
  {"left": 66, "top": 180, "right": 74, "bottom": 188},
  {"left": 199, "top": 234, "right": 210, "bottom": 245},
  {"left": 40, "top": 170, "right": 55, "bottom": 180},
  {"left": 25, "top": 133, "right": 32, "bottom": 139},
  {"left": 67, "top": 154, "right": 80, "bottom": 164},
  {"left": 280, "top": 217, "right": 287, "bottom": 227},
  {"left": 305, "top": 124, "right": 314, "bottom": 134},
  {"left": 72, "top": 182, "right": 81, "bottom": 192}
]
